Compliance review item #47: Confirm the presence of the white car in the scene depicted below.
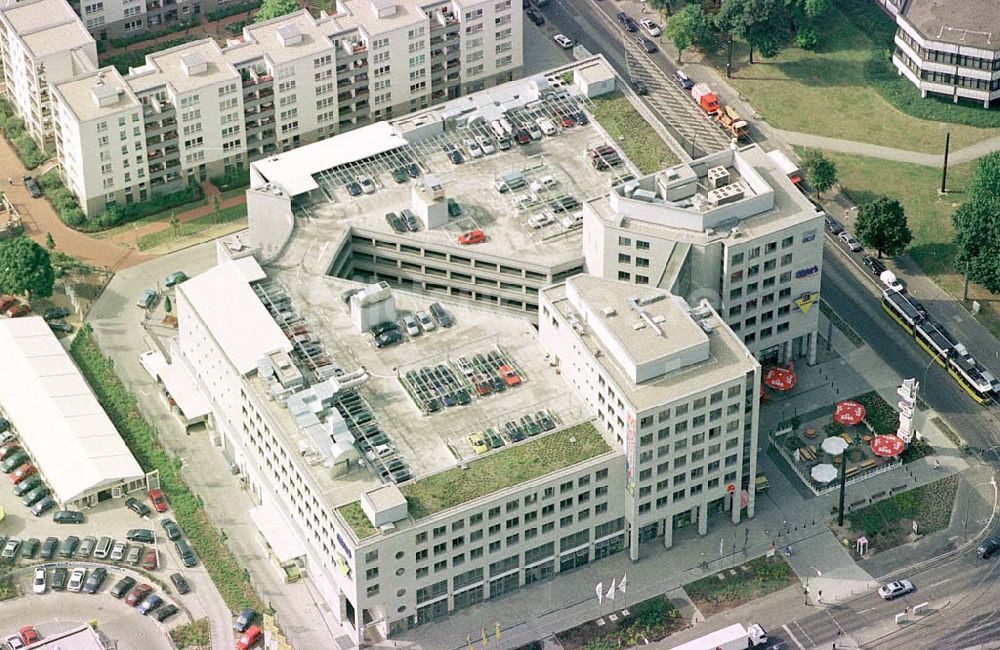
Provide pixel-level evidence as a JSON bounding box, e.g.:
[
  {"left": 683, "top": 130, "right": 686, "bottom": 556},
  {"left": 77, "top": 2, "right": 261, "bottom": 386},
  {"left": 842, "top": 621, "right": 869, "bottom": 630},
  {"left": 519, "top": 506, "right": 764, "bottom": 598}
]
[
  {"left": 4, "top": 635, "right": 24, "bottom": 650},
  {"left": 553, "top": 34, "right": 574, "bottom": 49},
  {"left": 401, "top": 314, "right": 421, "bottom": 336},
  {"left": 358, "top": 176, "right": 376, "bottom": 194},
  {"left": 478, "top": 137, "right": 496, "bottom": 155},
  {"left": 878, "top": 579, "right": 914, "bottom": 600},
  {"left": 465, "top": 139, "right": 484, "bottom": 158},
  {"left": 838, "top": 230, "right": 862, "bottom": 252},
  {"left": 32, "top": 567, "right": 46, "bottom": 594},
  {"left": 67, "top": 567, "right": 87, "bottom": 592},
  {"left": 415, "top": 310, "right": 436, "bottom": 332},
  {"left": 640, "top": 19, "right": 661, "bottom": 37},
  {"left": 1, "top": 538, "right": 19, "bottom": 559}
]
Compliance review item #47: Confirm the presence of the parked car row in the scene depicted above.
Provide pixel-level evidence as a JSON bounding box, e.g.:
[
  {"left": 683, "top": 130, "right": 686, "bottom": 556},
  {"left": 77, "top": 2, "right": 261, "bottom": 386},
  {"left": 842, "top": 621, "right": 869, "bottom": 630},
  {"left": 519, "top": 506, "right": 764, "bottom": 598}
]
[
  {"left": 370, "top": 303, "right": 453, "bottom": 349},
  {"left": 0, "top": 430, "right": 58, "bottom": 516},
  {"left": 3, "top": 625, "right": 40, "bottom": 650},
  {"left": 468, "top": 409, "right": 557, "bottom": 454},
  {"left": 402, "top": 349, "right": 523, "bottom": 414}
]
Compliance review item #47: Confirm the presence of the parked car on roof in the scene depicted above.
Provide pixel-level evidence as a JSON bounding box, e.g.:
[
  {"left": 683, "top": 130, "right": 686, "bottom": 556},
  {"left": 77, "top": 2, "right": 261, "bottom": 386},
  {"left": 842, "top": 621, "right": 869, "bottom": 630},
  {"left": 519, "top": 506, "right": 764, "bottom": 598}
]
[{"left": 457, "top": 229, "right": 486, "bottom": 245}]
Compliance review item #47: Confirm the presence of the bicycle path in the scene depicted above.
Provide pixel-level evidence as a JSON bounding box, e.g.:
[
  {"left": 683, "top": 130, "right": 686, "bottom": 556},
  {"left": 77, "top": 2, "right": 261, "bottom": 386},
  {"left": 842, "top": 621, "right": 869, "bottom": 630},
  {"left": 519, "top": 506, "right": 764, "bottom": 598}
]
[{"left": 773, "top": 129, "right": 1000, "bottom": 167}]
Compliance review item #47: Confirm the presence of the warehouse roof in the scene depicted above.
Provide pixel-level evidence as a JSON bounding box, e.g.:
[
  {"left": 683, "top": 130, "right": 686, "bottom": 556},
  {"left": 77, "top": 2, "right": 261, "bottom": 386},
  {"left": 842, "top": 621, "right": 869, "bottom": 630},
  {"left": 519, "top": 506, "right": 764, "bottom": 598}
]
[{"left": 0, "top": 317, "right": 144, "bottom": 505}]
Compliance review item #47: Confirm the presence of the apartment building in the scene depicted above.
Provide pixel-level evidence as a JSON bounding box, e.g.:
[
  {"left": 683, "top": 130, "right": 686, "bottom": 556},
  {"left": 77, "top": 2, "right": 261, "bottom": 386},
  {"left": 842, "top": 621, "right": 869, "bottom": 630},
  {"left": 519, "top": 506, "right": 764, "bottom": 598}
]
[
  {"left": 5, "top": 0, "right": 521, "bottom": 216},
  {"left": 582, "top": 145, "right": 824, "bottom": 366},
  {"left": 0, "top": 0, "right": 97, "bottom": 150},
  {"left": 886, "top": 0, "right": 1000, "bottom": 107},
  {"left": 538, "top": 275, "right": 760, "bottom": 555},
  {"left": 170, "top": 255, "right": 628, "bottom": 643},
  {"left": 70, "top": 0, "right": 204, "bottom": 41}
]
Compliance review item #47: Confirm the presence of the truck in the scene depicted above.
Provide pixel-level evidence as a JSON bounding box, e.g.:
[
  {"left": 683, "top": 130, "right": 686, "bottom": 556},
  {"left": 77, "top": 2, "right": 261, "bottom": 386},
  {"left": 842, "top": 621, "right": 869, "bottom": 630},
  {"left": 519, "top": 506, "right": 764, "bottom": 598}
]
[
  {"left": 669, "top": 623, "right": 768, "bottom": 650},
  {"left": 691, "top": 83, "right": 720, "bottom": 115},
  {"left": 717, "top": 105, "right": 749, "bottom": 140},
  {"left": 765, "top": 148, "right": 804, "bottom": 191}
]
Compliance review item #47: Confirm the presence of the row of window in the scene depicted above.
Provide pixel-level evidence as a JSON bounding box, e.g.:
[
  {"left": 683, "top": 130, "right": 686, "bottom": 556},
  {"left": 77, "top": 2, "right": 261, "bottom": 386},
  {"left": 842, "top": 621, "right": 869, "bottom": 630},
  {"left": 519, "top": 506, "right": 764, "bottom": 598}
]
[{"left": 896, "top": 28, "right": 1000, "bottom": 71}]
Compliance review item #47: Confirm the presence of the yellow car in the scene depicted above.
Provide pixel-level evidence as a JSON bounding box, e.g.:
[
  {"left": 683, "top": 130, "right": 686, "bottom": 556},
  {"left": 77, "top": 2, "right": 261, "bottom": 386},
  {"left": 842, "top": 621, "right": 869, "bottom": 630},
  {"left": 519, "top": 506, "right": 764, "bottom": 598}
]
[{"left": 467, "top": 433, "right": 489, "bottom": 455}]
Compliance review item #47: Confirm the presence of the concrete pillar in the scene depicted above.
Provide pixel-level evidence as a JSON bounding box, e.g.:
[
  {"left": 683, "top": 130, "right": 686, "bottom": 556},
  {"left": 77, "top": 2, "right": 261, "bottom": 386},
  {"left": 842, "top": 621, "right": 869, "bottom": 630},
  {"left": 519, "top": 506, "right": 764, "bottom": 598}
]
[
  {"left": 663, "top": 517, "right": 673, "bottom": 548},
  {"left": 808, "top": 331, "right": 817, "bottom": 365},
  {"left": 629, "top": 518, "right": 640, "bottom": 561},
  {"left": 731, "top": 492, "right": 741, "bottom": 524},
  {"left": 698, "top": 504, "right": 708, "bottom": 536}
]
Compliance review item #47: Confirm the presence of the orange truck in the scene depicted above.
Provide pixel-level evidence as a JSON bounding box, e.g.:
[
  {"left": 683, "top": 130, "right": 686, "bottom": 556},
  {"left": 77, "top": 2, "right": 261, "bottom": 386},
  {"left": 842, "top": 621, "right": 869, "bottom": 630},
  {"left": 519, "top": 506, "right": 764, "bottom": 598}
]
[{"left": 691, "top": 83, "right": 720, "bottom": 115}]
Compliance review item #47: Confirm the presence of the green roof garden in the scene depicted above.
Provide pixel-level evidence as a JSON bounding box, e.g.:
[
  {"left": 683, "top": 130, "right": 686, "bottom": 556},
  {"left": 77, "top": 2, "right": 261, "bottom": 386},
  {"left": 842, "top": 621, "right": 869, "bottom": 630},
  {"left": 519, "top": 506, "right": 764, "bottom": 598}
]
[
  {"left": 401, "top": 421, "right": 611, "bottom": 520},
  {"left": 338, "top": 501, "right": 377, "bottom": 540}
]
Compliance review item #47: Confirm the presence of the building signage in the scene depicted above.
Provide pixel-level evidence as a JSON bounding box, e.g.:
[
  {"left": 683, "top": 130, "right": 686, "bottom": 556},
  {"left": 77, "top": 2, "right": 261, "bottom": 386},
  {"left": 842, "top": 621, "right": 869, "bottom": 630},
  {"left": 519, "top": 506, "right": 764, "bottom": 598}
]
[
  {"left": 795, "top": 292, "right": 819, "bottom": 314},
  {"left": 625, "top": 413, "right": 636, "bottom": 495},
  {"left": 795, "top": 265, "right": 819, "bottom": 279},
  {"left": 801, "top": 230, "right": 817, "bottom": 243},
  {"left": 336, "top": 532, "right": 353, "bottom": 559}
]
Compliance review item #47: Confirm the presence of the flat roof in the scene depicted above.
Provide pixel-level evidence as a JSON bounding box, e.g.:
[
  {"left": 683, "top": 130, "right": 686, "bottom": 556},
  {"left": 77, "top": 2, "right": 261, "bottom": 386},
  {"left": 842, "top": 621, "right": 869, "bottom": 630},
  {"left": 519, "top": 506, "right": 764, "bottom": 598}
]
[
  {"left": 587, "top": 145, "right": 820, "bottom": 246},
  {"left": 250, "top": 503, "right": 306, "bottom": 563},
  {"left": 53, "top": 68, "right": 141, "bottom": 123},
  {"left": 0, "top": 0, "right": 81, "bottom": 34},
  {"left": 901, "top": 0, "right": 1000, "bottom": 50},
  {"left": 0, "top": 318, "right": 144, "bottom": 504},
  {"left": 565, "top": 274, "right": 710, "bottom": 370},
  {"left": 21, "top": 20, "right": 93, "bottom": 58},
  {"left": 128, "top": 39, "right": 239, "bottom": 94},
  {"left": 541, "top": 281, "right": 757, "bottom": 410},
  {"left": 242, "top": 10, "right": 338, "bottom": 65},
  {"left": 177, "top": 258, "right": 292, "bottom": 374},
  {"left": 27, "top": 624, "right": 105, "bottom": 650},
  {"left": 139, "top": 349, "right": 211, "bottom": 421}
]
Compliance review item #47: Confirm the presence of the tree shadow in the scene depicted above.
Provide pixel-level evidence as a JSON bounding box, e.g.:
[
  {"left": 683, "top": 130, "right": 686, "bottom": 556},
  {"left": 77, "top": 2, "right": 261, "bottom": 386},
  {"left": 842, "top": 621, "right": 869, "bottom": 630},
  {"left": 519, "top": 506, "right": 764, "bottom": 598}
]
[{"left": 903, "top": 242, "right": 958, "bottom": 277}]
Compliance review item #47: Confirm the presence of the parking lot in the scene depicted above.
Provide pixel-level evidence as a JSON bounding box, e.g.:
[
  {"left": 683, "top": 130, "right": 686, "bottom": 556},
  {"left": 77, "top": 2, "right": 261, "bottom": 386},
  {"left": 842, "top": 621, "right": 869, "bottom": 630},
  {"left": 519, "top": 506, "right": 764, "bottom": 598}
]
[{"left": 399, "top": 346, "right": 526, "bottom": 414}]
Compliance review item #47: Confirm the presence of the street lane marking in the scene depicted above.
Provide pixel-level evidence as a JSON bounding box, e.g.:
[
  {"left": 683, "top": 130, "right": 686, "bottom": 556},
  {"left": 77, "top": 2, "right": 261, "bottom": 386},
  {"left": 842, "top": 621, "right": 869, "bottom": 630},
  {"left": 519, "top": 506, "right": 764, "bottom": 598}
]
[
  {"left": 782, "top": 624, "right": 806, "bottom": 650},
  {"left": 926, "top": 578, "right": 953, "bottom": 589}
]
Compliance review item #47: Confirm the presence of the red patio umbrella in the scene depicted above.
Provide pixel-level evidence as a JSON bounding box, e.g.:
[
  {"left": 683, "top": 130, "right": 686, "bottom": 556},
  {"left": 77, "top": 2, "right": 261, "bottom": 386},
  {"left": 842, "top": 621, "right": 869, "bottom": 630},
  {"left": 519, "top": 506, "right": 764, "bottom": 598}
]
[
  {"left": 834, "top": 400, "right": 866, "bottom": 426},
  {"left": 870, "top": 434, "right": 906, "bottom": 457},
  {"left": 764, "top": 366, "right": 797, "bottom": 391}
]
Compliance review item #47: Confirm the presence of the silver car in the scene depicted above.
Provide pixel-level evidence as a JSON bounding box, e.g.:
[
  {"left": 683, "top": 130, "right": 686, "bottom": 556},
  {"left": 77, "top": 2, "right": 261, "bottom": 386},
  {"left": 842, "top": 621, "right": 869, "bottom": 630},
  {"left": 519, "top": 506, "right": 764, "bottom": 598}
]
[
  {"left": 110, "top": 541, "right": 128, "bottom": 562},
  {"left": 878, "top": 579, "right": 914, "bottom": 600}
]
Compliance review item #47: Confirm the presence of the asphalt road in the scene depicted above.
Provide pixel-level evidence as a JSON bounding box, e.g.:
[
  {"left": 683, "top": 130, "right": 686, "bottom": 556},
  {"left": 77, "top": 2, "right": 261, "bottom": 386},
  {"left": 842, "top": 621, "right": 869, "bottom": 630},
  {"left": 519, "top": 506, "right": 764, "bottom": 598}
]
[{"left": 820, "top": 238, "right": 1000, "bottom": 453}]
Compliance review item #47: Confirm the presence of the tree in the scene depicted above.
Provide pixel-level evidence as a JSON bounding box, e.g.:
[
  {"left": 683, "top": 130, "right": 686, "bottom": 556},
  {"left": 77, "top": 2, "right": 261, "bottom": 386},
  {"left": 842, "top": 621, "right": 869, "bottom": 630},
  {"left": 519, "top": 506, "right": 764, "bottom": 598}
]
[
  {"left": 164, "top": 295, "right": 173, "bottom": 314},
  {"left": 211, "top": 192, "right": 221, "bottom": 224},
  {"left": 665, "top": 5, "right": 714, "bottom": 62},
  {"left": 169, "top": 212, "right": 180, "bottom": 239},
  {"left": 0, "top": 236, "right": 55, "bottom": 299},
  {"left": 953, "top": 196, "right": 1000, "bottom": 293},
  {"left": 786, "top": 0, "right": 832, "bottom": 21},
  {"left": 801, "top": 149, "right": 837, "bottom": 198},
  {"left": 45, "top": 232, "right": 55, "bottom": 250},
  {"left": 855, "top": 195, "right": 912, "bottom": 259},
  {"left": 965, "top": 151, "right": 1000, "bottom": 203},
  {"left": 716, "top": 0, "right": 789, "bottom": 63},
  {"left": 254, "top": 0, "right": 299, "bottom": 23}
]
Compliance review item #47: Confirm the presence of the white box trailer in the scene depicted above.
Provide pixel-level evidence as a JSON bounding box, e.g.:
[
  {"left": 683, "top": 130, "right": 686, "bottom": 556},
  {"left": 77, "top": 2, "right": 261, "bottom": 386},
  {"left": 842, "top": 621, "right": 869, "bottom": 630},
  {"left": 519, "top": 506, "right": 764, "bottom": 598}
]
[{"left": 668, "top": 623, "right": 767, "bottom": 650}]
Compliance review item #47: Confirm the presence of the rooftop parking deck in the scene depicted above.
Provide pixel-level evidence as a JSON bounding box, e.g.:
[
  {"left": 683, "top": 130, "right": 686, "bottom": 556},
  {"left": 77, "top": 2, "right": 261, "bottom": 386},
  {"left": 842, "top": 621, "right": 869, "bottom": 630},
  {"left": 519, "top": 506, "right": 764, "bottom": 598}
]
[{"left": 247, "top": 265, "right": 596, "bottom": 514}]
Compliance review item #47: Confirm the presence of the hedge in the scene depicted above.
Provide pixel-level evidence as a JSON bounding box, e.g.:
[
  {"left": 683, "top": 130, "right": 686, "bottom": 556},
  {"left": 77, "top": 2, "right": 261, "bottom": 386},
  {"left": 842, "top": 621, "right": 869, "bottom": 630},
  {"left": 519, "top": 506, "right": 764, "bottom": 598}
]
[
  {"left": 205, "top": 1, "right": 257, "bottom": 22},
  {"left": 0, "top": 98, "right": 48, "bottom": 170},
  {"left": 70, "top": 325, "right": 264, "bottom": 614},
  {"left": 109, "top": 18, "right": 198, "bottom": 49},
  {"left": 38, "top": 169, "right": 86, "bottom": 227},
  {"left": 210, "top": 169, "right": 250, "bottom": 193}
]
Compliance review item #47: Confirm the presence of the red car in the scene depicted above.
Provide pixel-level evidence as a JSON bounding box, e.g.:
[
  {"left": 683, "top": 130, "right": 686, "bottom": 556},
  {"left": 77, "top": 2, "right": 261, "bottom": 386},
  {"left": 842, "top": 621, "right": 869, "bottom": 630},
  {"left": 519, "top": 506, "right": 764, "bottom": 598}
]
[
  {"left": 236, "top": 624, "right": 262, "bottom": 649},
  {"left": 10, "top": 463, "right": 36, "bottom": 484},
  {"left": 6, "top": 303, "right": 30, "bottom": 318},
  {"left": 126, "top": 583, "right": 153, "bottom": 607},
  {"left": 498, "top": 364, "right": 522, "bottom": 387},
  {"left": 457, "top": 229, "right": 486, "bottom": 245},
  {"left": 559, "top": 114, "right": 576, "bottom": 128},
  {"left": 148, "top": 489, "right": 168, "bottom": 513},
  {"left": 141, "top": 547, "right": 158, "bottom": 571},
  {"left": 19, "top": 626, "right": 40, "bottom": 644}
]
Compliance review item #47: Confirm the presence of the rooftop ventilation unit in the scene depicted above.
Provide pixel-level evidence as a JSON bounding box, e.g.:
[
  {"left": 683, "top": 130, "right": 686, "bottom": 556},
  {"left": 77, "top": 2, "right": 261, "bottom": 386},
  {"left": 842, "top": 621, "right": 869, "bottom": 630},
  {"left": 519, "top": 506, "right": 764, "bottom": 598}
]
[
  {"left": 91, "top": 81, "right": 120, "bottom": 107},
  {"left": 731, "top": 226, "right": 742, "bottom": 238},
  {"left": 277, "top": 25, "right": 303, "bottom": 47},
  {"left": 699, "top": 319, "right": 715, "bottom": 333},
  {"left": 179, "top": 52, "right": 208, "bottom": 76},
  {"left": 637, "top": 294, "right": 665, "bottom": 306},
  {"left": 707, "top": 165, "right": 730, "bottom": 189},
  {"left": 602, "top": 306, "right": 617, "bottom": 318},
  {"left": 707, "top": 181, "right": 745, "bottom": 207}
]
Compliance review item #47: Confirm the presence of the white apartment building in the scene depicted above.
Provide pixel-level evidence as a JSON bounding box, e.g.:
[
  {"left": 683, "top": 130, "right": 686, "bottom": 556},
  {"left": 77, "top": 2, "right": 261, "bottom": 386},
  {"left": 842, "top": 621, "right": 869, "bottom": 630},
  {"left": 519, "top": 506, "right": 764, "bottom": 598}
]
[
  {"left": 582, "top": 145, "right": 824, "bottom": 366},
  {"left": 0, "top": 0, "right": 97, "bottom": 150},
  {"left": 4, "top": 0, "right": 522, "bottom": 216},
  {"left": 538, "top": 275, "right": 760, "bottom": 555},
  {"left": 886, "top": 0, "right": 1000, "bottom": 107},
  {"left": 171, "top": 256, "right": 628, "bottom": 643}
]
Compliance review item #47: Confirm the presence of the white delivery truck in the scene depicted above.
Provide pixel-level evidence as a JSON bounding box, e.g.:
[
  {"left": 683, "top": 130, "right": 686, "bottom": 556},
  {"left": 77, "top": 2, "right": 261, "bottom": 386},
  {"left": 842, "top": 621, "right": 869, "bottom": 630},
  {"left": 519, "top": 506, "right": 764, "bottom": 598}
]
[{"left": 668, "top": 623, "right": 768, "bottom": 650}]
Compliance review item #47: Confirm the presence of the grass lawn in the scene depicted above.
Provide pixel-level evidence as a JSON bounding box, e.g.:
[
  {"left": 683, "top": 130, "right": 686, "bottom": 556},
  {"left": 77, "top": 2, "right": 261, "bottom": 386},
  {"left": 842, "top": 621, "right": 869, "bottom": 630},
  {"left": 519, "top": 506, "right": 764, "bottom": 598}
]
[
  {"left": 338, "top": 501, "right": 377, "bottom": 540},
  {"left": 591, "top": 92, "right": 679, "bottom": 174},
  {"left": 683, "top": 555, "right": 796, "bottom": 617},
  {"left": 89, "top": 197, "right": 208, "bottom": 240},
  {"left": 169, "top": 618, "right": 210, "bottom": 649},
  {"left": 709, "top": 0, "right": 997, "bottom": 153},
  {"left": 842, "top": 474, "right": 959, "bottom": 555},
  {"left": 401, "top": 422, "right": 610, "bottom": 520},
  {"left": 137, "top": 203, "right": 247, "bottom": 251},
  {"left": 555, "top": 595, "right": 685, "bottom": 650}
]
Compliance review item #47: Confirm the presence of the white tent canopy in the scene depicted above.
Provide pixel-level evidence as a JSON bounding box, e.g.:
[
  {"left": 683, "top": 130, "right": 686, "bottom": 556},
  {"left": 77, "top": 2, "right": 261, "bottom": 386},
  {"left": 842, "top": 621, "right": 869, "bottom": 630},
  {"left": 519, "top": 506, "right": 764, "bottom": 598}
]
[{"left": 0, "top": 318, "right": 144, "bottom": 505}]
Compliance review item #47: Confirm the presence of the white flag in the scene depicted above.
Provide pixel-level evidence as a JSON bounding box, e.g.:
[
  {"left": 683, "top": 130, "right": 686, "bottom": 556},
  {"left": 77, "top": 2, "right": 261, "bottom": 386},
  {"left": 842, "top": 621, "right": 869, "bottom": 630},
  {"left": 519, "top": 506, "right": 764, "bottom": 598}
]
[
  {"left": 619, "top": 573, "right": 627, "bottom": 594},
  {"left": 606, "top": 578, "right": 616, "bottom": 601},
  {"left": 596, "top": 581, "right": 604, "bottom": 604}
]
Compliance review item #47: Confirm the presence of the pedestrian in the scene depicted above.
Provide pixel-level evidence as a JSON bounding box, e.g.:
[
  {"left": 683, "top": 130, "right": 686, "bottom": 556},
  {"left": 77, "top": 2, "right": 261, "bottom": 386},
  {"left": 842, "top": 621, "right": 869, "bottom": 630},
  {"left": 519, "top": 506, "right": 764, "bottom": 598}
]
[{"left": 7, "top": 177, "right": 12, "bottom": 185}]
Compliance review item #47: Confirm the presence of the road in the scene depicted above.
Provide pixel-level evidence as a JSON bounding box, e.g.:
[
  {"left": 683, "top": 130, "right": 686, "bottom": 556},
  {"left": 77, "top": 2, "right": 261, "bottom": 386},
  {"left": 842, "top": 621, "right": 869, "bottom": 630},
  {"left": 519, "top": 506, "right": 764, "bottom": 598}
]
[{"left": 820, "top": 238, "right": 1000, "bottom": 453}]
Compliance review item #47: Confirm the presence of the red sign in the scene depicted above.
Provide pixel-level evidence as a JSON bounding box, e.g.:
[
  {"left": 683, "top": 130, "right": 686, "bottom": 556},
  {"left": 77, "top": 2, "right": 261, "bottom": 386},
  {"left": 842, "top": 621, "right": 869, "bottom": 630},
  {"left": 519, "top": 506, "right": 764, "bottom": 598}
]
[
  {"left": 870, "top": 434, "right": 906, "bottom": 457},
  {"left": 726, "top": 484, "right": 735, "bottom": 493}
]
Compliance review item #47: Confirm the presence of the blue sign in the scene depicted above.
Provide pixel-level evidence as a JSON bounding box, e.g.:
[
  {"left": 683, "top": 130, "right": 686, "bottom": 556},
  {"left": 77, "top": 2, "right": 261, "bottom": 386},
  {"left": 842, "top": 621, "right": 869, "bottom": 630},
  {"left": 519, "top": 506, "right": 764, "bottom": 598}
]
[
  {"left": 336, "top": 532, "right": 353, "bottom": 559},
  {"left": 801, "top": 230, "right": 817, "bottom": 243},
  {"left": 795, "top": 265, "right": 819, "bottom": 279}
]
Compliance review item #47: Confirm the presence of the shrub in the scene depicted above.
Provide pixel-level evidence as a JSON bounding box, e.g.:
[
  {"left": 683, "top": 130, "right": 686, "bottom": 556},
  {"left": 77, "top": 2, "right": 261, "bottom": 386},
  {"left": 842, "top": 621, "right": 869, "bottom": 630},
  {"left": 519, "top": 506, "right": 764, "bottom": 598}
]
[
  {"left": 38, "top": 170, "right": 86, "bottom": 227},
  {"left": 110, "top": 18, "right": 197, "bottom": 49},
  {"left": 210, "top": 169, "right": 250, "bottom": 193},
  {"left": 206, "top": 1, "right": 257, "bottom": 22},
  {"left": 795, "top": 25, "right": 820, "bottom": 50}
]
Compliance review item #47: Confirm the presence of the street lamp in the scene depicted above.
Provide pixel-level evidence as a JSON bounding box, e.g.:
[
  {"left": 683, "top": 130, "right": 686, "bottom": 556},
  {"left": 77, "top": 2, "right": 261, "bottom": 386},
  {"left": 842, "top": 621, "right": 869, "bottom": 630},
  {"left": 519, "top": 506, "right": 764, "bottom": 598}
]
[{"left": 822, "top": 437, "right": 849, "bottom": 526}]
